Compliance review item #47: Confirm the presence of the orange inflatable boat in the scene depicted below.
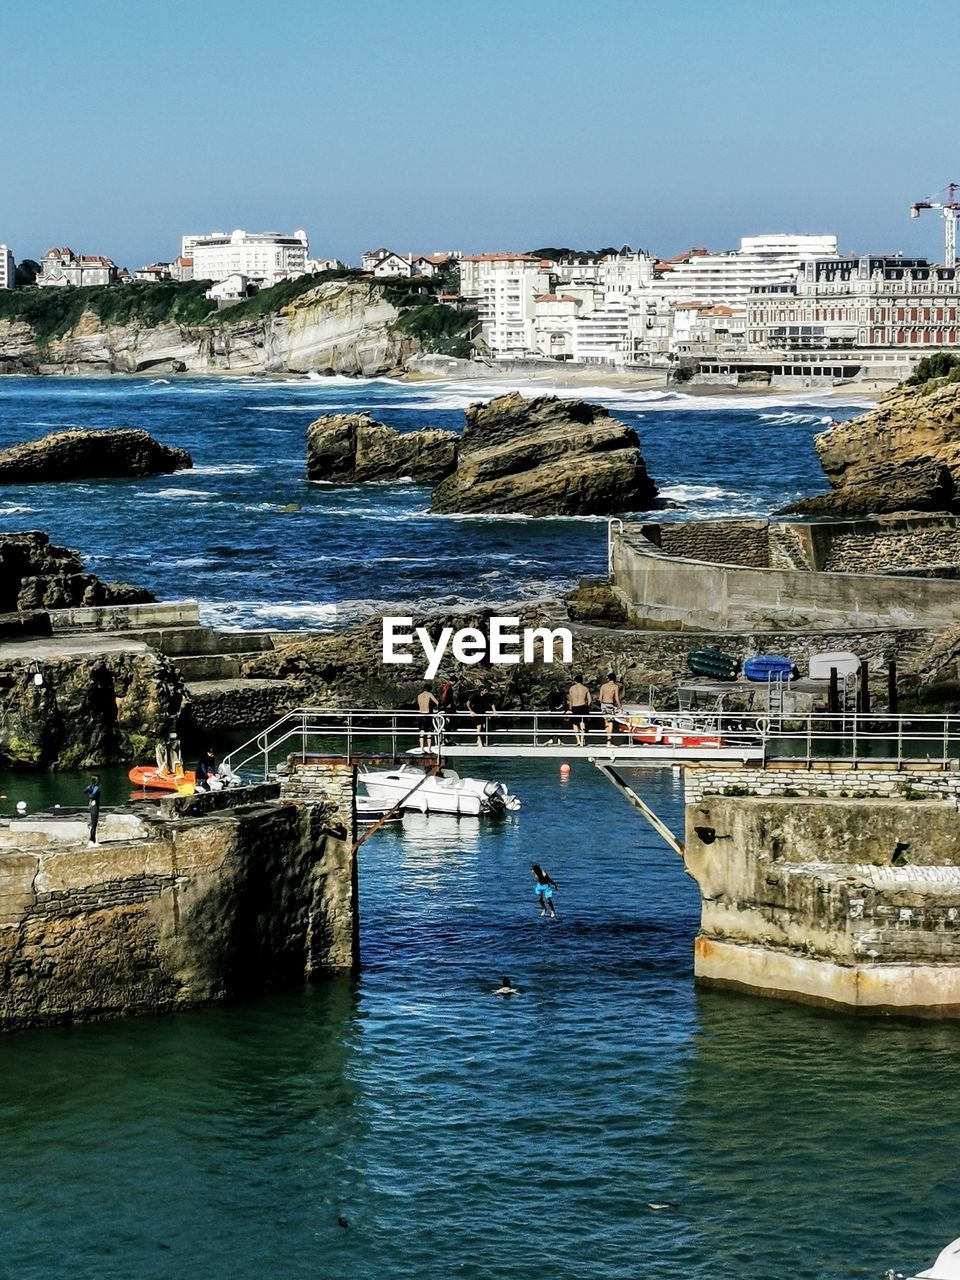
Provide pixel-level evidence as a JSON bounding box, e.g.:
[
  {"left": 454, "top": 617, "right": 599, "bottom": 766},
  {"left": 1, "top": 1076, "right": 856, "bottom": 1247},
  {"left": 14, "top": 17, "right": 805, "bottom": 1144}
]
[{"left": 128, "top": 765, "right": 196, "bottom": 794}]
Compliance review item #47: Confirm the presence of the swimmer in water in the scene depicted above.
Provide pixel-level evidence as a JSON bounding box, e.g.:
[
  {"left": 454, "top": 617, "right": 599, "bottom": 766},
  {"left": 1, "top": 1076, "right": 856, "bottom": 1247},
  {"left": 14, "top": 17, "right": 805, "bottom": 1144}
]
[
  {"left": 531, "top": 863, "right": 559, "bottom": 918},
  {"left": 493, "top": 976, "right": 519, "bottom": 996}
]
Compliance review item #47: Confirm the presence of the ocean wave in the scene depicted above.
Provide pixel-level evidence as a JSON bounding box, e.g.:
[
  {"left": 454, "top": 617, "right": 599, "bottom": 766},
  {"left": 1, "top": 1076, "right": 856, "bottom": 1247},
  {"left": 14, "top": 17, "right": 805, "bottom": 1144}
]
[
  {"left": 658, "top": 483, "right": 734, "bottom": 503},
  {"left": 0, "top": 504, "right": 36, "bottom": 515},
  {"left": 148, "top": 487, "right": 211, "bottom": 498},
  {"left": 191, "top": 464, "right": 263, "bottom": 475}
]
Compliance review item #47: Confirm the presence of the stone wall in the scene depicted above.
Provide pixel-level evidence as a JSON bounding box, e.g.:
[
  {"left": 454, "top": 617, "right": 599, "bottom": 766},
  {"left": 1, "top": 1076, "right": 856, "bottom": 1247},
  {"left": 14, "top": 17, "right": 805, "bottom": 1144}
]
[
  {"left": 656, "top": 519, "right": 771, "bottom": 568},
  {"left": 684, "top": 761, "right": 960, "bottom": 803},
  {"left": 819, "top": 527, "right": 960, "bottom": 573},
  {"left": 0, "top": 789, "right": 356, "bottom": 1031},
  {"left": 684, "top": 791, "right": 960, "bottom": 1016}
]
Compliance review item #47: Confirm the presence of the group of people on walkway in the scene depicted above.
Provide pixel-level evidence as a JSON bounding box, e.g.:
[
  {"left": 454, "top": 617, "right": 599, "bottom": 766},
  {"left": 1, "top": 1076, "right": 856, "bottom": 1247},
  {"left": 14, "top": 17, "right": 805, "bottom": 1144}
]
[{"left": 415, "top": 671, "right": 625, "bottom": 751}]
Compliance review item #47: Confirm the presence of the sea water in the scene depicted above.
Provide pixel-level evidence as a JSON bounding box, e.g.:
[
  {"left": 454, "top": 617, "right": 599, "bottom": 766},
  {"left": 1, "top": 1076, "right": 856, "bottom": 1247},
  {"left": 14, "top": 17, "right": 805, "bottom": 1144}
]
[
  {"left": 0, "top": 761, "right": 957, "bottom": 1280},
  {"left": 1, "top": 376, "right": 950, "bottom": 1279},
  {"left": 0, "top": 374, "right": 872, "bottom": 629}
]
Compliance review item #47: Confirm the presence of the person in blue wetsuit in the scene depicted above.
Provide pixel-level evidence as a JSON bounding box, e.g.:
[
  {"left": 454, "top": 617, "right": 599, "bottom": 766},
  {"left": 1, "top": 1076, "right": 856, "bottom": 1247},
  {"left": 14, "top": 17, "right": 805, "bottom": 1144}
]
[{"left": 531, "top": 863, "right": 558, "bottom": 918}]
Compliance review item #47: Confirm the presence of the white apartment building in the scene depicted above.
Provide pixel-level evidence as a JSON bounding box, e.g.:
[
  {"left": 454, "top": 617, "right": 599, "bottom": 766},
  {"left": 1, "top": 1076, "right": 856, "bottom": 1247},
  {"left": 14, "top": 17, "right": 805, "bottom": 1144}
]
[
  {"left": 183, "top": 229, "right": 308, "bottom": 285},
  {"left": 0, "top": 244, "right": 14, "bottom": 290},
  {"left": 655, "top": 234, "right": 838, "bottom": 305},
  {"left": 459, "top": 254, "right": 553, "bottom": 355}
]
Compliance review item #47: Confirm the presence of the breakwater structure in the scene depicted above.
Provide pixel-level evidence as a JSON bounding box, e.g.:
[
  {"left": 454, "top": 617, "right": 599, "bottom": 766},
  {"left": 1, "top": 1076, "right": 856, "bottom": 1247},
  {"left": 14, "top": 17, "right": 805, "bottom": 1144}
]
[
  {"left": 608, "top": 513, "right": 960, "bottom": 632},
  {"left": 0, "top": 776, "right": 357, "bottom": 1032}
]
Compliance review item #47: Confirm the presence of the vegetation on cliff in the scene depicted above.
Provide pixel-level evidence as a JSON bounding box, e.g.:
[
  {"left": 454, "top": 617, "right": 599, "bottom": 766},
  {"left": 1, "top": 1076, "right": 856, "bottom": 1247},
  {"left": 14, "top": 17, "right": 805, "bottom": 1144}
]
[
  {"left": 906, "top": 352, "right": 960, "bottom": 390},
  {"left": 0, "top": 281, "right": 216, "bottom": 344},
  {"left": 206, "top": 268, "right": 365, "bottom": 324}
]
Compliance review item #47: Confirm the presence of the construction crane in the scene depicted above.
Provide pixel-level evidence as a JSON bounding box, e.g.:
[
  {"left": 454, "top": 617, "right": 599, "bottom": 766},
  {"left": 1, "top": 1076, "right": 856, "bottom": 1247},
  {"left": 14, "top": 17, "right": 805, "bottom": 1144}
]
[{"left": 910, "top": 183, "right": 960, "bottom": 267}]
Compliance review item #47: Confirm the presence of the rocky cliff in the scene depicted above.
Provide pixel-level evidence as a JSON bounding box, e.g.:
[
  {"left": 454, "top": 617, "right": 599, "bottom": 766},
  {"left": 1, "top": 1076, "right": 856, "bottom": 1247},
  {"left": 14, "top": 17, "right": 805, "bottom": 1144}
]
[
  {"left": 786, "top": 378, "right": 960, "bottom": 516},
  {"left": 0, "top": 428, "right": 191, "bottom": 484},
  {"left": 306, "top": 413, "right": 457, "bottom": 483},
  {"left": 430, "top": 394, "right": 659, "bottom": 515},
  {"left": 0, "top": 280, "right": 418, "bottom": 377}
]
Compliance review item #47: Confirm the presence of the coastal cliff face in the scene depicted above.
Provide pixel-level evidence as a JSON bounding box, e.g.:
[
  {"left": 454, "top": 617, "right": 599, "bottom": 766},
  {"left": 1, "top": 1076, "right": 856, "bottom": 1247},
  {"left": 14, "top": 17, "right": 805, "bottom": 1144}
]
[
  {"left": 787, "top": 379, "right": 960, "bottom": 516},
  {"left": 306, "top": 413, "right": 457, "bottom": 483},
  {"left": 0, "top": 281, "right": 417, "bottom": 377}
]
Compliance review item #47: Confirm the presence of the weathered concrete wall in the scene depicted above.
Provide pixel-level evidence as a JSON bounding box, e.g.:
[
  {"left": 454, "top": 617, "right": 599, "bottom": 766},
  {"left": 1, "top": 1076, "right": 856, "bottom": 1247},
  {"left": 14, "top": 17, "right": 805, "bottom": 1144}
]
[
  {"left": 48, "top": 601, "right": 200, "bottom": 632},
  {"left": 656, "top": 519, "right": 772, "bottom": 568},
  {"left": 0, "top": 788, "right": 355, "bottom": 1031},
  {"left": 684, "top": 792, "right": 960, "bottom": 1016},
  {"left": 612, "top": 519, "right": 960, "bottom": 631}
]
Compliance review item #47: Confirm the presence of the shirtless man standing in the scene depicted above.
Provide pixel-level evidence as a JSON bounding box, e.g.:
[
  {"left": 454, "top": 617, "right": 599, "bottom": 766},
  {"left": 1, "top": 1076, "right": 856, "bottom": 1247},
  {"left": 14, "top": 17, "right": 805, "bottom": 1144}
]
[
  {"left": 598, "top": 671, "right": 622, "bottom": 747},
  {"left": 567, "top": 674, "right": 592, "bottom": 748},
  {"left": 416, "top": 684, "right": 439, "bottom": 752}
]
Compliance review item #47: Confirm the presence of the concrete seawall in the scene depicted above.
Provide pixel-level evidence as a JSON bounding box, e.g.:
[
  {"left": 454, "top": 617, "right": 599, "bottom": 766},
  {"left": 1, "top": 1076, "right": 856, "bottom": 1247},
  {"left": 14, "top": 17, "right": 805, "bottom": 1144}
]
[
  {"left": 683, "top": 780, "right": 960, "bottom": 1017},
  {"left": 611, "top": 515, "right": 960, "bottom": 631},
  {"left": 0, "top": 783, "right": 356, "bottom": 1031}
]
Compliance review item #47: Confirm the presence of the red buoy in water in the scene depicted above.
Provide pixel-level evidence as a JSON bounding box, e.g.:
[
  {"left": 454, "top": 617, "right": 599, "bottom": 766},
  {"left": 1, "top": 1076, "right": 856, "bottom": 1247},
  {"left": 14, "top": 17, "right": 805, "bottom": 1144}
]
[{"left": 560, "top": 763, "right": 571, "bottom": 776}]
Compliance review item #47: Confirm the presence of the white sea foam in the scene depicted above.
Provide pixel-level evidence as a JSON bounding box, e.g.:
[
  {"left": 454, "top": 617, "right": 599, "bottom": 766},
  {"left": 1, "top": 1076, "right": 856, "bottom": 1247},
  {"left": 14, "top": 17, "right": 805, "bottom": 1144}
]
[
  {"left": 658, "top": 483, "right": 733, "bottom": 503},
  {"left": 150, "top": 487, "right": 211, "bottom": 498},
  {"left": 0, "top": 505, "right": 36, "bottom": 515},
  {"left": 191, "top": 464, "right": 262, "bottom": 475}
]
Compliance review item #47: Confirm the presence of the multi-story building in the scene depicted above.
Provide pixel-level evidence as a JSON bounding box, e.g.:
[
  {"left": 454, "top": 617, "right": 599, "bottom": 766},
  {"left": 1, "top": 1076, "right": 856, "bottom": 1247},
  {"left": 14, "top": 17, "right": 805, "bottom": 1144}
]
[
  {"left": 0, "top": 244, "right": 14, "bottom": 290},
  {"left": 458, "top": 254, "right": 554, "bottom": 356},
  {"left": 656, "top": 234, "right": 838, "bottom": 305},
  {"left": 37, "top": 247, "right": 118, "bottom": 288},
  {"left": 747, "top": 256, "right": 960, "bottom": 354},
  {"left": 183, "top": 229, "right": 308, "bottom": 285},
  {"left": 134, "top": 262, "right": 174, "bottom": 282}
]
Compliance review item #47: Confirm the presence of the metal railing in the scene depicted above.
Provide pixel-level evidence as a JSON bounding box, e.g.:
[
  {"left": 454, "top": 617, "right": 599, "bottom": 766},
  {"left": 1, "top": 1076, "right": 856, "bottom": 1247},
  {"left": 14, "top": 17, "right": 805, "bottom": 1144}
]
[{"left": 221, "top": 707, "right": 960, "bottom": 782}]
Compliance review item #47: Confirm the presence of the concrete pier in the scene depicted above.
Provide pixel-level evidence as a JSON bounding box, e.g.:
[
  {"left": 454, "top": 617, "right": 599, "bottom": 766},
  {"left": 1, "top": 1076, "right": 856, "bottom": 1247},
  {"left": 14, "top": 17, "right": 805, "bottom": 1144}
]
[
  {"left": 684, "top": 772, "right": 960, "bottom": 1017},
  {"left": 0, "top": 782, "right": 356, "bottom": 1031}
]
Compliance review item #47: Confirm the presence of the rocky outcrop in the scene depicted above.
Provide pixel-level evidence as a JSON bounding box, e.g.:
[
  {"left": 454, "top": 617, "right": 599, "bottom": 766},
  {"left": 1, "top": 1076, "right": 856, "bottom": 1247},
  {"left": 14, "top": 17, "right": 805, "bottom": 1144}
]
[
  {"left": 0, "top": 280, "right": 418, "bottom": 377},
  {"left": 241, "top": 605, "right": 917, "bottom": 713},
  {"left": 429, "top": 393, "right": 658, "bottom": 515},
  {"left": 0, "top": 429, "right": 191, "bottom": 484},
  {"left": 0, "top": 531, "right": 155, "bottom": 613},
  {"left": 785, "top": 379, "right": 960, "bottom": 516},
  {"left": 0, "top": 647, "right": 185, "bottom": 768},
  {"left": 306, "top": 413, "right": 457, "bottom": 483}
]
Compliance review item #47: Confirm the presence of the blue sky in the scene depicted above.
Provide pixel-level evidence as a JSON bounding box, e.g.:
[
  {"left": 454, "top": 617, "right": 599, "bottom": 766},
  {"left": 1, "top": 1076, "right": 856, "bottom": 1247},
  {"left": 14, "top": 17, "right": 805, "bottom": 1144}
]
[{"left": 2, "top": 0, "right": 958, "bottom": 268}]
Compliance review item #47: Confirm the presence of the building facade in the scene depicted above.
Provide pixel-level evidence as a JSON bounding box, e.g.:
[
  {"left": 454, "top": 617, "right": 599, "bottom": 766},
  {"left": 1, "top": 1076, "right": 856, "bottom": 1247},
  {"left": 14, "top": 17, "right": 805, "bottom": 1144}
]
[
  {"left": 0, "top": 244, "right": 14, "bottom": 290},
  {"left": 37, "top": 248, "right": 118, "bottom": 288},
  {"left": 747, "top": 256, "right": 960, "bottom": 353},
  {"left": 183, "top": 229, "right": 308, "bottom": 285},
  {"left": 458, "top": 254, "right": 554, "bottom": 356},
  {"left": 656, "top": 234, "right": 839, "bottom": 305}
]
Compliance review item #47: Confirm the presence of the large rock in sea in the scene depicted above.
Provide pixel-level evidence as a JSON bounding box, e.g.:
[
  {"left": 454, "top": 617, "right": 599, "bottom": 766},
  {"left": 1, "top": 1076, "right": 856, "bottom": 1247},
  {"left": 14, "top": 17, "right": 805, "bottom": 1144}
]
[
  {"left": 429, "top": 393, "right": 658, "bottom": 516},
  {"left": 306, "top": 413, "right": 457, "bottom": 484},
  {"left": 0, "top": 428, "right": 191, "bottom": 484},
  {"left": 0, "top": 531, "right": 155, "bottom": 613},
  {"left": 784, "top": 378, "right": 960, "bottom": 517}
]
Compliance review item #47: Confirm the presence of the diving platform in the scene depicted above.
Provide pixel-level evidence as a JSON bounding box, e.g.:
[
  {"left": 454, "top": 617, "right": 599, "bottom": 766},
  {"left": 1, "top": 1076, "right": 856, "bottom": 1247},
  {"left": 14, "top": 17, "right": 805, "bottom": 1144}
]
[{"left": 221, "top": 706, "right": 960, "bottom": 782}]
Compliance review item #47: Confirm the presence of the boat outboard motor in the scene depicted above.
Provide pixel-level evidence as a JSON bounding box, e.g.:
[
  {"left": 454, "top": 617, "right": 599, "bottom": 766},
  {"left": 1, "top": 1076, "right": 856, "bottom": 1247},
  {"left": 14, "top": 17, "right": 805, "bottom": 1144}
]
[{"left": 482, "top": 781, "right": 507, "bottom": 814}]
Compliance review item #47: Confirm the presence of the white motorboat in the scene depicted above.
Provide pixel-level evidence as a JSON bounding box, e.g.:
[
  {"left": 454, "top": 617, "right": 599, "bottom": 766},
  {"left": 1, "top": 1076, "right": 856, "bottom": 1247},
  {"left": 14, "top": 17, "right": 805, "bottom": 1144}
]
[
  {"left": 888, "top": 1236, "right": 960, "bottom": 1280},
  {"left": 358, "top": 764, "right": 521, "bottom": 816}
]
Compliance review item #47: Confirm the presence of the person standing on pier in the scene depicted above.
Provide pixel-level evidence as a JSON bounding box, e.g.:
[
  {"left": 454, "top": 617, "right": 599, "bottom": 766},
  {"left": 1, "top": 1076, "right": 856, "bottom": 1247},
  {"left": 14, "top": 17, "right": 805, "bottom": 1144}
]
[
  {"left": 531, "top": 863, "right": 559, "bottom": 919},
  {"left": 466, "top": 684, "right": 497, "bottom": 747},
  {"left": 416, "top": 683, "right": 439, "bottom": 752},
  {"left": 84, "top": 775, "right": 101, "bottom": 846},
  {"left": 599, "top": 672, "right": 622, "bottom": 747},
  {"left": 567, "top": 674, "right": 592, "bottom": 748}
]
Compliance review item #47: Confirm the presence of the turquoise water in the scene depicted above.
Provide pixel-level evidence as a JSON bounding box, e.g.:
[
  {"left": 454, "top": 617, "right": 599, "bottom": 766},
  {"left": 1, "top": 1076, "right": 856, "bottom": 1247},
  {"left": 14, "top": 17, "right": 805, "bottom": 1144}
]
[{"left": 0, "top": 761, "right": 957, "bottom": 1279}]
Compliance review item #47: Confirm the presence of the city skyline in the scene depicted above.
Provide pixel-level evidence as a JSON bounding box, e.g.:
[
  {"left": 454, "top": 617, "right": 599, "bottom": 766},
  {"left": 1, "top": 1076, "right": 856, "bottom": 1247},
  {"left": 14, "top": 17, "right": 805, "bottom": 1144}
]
[{"left": 2, "top": 0, "right": 958, "bottom": 268}]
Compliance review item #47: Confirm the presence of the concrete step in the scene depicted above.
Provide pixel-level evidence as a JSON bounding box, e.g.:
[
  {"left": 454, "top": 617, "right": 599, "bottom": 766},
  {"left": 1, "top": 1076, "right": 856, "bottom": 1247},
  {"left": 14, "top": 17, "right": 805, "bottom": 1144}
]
[
  {"left": 115, "top": 625, "right": 277, "bottom": 658},
  {"left": 170, "top": 653, "right": 246, "bottom": 681}
]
